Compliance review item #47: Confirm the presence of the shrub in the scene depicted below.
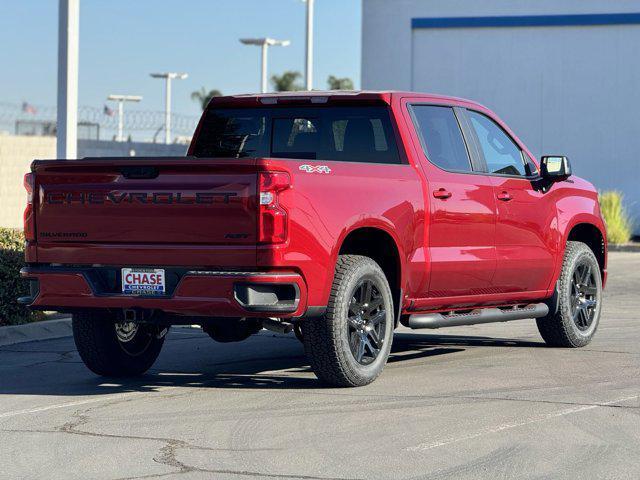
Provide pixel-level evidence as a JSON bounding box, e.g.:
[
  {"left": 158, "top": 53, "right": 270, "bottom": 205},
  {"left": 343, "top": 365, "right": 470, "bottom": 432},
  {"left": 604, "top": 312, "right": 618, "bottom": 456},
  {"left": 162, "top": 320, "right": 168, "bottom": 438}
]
[
  {"left": 0, "top": 228, "right": 44, "bottom": 326},
  {"left": 599, "top": 191, "right": 633, "bottom": 245}
]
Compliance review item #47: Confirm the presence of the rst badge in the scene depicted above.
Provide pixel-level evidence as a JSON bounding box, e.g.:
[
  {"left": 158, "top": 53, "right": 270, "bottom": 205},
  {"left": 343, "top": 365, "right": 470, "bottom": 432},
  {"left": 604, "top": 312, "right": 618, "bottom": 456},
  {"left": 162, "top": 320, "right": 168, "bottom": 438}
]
[{"left": 299, "top": 164, "right": 331, "bottom": 174}]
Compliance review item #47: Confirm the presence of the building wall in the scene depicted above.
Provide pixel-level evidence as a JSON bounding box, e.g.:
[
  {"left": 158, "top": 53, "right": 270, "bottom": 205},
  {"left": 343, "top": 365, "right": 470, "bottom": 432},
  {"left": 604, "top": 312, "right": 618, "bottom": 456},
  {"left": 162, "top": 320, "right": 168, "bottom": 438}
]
[
  {"left": 0, "top": 135, "right": 187, "bottom": 228},
  {"left": 362, "top": 0, "right": 640, "bottom": 232},
  {"left": 0, "top": 135, "right": 56, "bottom": 229},
  {"left": 78, "top": 140, "right": 186, "bottom": 159}
]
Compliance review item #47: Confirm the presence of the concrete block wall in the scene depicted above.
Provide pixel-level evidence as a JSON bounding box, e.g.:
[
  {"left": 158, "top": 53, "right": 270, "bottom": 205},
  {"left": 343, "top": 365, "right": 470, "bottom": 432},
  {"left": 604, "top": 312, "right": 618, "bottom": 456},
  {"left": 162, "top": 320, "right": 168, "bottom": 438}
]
[
  {"left": 78, "top": 139, "right": 187, "bottom": 158},
  {"left": 0, "top": 134, "right": 56, "bottom": 228}
]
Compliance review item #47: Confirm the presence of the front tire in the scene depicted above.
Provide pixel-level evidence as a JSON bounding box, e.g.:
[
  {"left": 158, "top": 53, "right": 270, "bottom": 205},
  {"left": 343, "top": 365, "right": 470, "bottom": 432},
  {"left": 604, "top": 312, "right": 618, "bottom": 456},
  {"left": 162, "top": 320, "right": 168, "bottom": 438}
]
[
  {"left": 302, "top": 255, "right": 394, "bottom": 387},
  {"left": 72, "top": 311, "right": 166, "bottom": 376},
  {"left": 536, "top": 241, "right": 602, "bottom": 347}
]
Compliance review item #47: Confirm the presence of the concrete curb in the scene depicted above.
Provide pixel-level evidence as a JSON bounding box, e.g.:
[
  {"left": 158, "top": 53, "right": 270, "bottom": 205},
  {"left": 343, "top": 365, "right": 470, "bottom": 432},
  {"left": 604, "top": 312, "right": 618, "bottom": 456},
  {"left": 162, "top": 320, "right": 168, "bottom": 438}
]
[
  {"left": 609, "top": 243, "right": 640, "bottom": 253},
  {"left": 0, "top": 318, "right": 203, "bottom": 347},
  {"left": 0, "top": 318, "right": 72, "bottom": 347}
]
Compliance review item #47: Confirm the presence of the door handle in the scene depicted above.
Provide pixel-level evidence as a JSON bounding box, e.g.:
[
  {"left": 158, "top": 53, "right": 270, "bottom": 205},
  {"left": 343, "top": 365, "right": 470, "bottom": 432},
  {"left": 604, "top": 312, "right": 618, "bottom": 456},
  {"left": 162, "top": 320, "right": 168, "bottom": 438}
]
[
  {"left": 497, "top": 191, "right": 513, "bottom": 201},
  {"left": 433, "top": 188, "right": 452, "bottom": 199}
]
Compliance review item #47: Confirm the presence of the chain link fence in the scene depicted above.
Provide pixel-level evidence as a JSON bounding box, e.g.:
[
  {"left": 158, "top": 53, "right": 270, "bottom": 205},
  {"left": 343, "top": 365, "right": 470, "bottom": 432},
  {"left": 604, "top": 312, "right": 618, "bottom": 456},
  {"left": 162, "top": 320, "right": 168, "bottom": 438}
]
[{"left": 0, "top": 102, "right": 200, "bottom": 142}]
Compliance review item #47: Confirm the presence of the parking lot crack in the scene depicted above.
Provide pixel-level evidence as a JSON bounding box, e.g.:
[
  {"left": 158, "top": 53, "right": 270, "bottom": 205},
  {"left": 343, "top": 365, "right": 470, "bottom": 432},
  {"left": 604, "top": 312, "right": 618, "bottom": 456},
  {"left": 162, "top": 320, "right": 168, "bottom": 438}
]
[
  {"left": 2, "top": 423, "right": 364, "bottom": 480},
  {"left": 40, "top": 405, "right": 354, "bottom": 480}
]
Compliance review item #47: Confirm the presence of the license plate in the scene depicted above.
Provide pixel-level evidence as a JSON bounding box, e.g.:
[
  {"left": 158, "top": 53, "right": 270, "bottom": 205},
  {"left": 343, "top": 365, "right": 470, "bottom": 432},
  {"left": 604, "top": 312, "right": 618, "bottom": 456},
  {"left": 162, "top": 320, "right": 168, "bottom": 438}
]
[{"left": 121, "top": 268, "right": 165, "bottom": 296}]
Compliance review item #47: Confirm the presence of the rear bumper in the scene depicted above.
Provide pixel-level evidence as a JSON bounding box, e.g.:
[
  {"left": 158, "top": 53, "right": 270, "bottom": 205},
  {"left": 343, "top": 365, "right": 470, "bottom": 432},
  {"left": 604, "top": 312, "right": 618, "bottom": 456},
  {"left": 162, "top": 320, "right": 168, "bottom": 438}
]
[{"left": 20, "top": 266, "right": 308, "bottom": 318}]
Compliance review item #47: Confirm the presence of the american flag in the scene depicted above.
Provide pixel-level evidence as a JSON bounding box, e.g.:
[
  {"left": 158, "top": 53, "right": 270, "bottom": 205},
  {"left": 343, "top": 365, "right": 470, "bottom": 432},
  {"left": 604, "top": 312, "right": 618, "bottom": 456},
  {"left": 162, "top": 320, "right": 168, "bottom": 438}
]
[
  {"left": 21, "top": 102, "right": 37, "bottom": 114},
  {"left": 103, "top": 104, "right": 115, "bottom": 117}
]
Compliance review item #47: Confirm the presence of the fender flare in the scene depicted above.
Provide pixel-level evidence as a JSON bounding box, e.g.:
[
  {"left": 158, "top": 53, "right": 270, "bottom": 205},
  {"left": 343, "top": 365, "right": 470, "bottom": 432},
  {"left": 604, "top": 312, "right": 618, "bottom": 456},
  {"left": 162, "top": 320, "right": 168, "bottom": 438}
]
[
  {"left": 326, "top": 217, "right": 407, "bottom": 296},
  {"left": 549, "top": 213, "right": 607, "bottom": 291}
]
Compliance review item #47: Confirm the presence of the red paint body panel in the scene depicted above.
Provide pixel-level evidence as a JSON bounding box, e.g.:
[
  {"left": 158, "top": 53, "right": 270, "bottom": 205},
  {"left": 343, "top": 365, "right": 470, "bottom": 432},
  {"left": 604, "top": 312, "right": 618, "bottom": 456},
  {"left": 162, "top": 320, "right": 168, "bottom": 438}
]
[
  {"left": 489, "top": 176, "right": 557, "bottom": 293},
  {"left": 256, "top": 158, "right": 423, "bottom": 308},
  {"left": 23, "top": 91, "right": 607, "bottom": 319}
]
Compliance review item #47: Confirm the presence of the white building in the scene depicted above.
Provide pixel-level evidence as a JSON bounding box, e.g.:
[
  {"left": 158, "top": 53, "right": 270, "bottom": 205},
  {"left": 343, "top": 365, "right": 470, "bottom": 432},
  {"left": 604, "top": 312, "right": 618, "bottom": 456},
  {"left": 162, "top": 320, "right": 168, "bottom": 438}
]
[{"left": 362, "top": 0, "right": 640, "bottom": 233}]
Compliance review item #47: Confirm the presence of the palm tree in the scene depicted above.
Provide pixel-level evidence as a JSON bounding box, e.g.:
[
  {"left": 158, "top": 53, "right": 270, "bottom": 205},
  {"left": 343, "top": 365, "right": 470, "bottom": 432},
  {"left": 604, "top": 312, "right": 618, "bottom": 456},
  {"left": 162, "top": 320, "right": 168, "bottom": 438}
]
[
  {"left": 191, "top": 87, "right": 222, "bottom": 110},
  {"left": 327, "top": 75, "right": 354, "bottom": 90},
  {"left": 271, "top": 71, "right": 303, "bottom": 92}
]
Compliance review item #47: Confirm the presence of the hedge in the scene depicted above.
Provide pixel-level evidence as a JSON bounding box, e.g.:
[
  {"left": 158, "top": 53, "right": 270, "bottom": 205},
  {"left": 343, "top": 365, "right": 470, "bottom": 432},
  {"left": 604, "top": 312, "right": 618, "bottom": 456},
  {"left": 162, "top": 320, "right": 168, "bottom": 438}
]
[{"left": 0, "top": 228, "right": 44, "bottom": 326}]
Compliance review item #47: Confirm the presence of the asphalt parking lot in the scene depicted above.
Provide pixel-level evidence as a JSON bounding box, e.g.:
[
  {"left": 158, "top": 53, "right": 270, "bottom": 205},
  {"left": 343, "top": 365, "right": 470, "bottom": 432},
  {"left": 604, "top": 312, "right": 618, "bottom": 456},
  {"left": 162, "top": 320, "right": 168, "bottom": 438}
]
[{"left": 1, "top": 252, "right": 638, "bottom": 480}]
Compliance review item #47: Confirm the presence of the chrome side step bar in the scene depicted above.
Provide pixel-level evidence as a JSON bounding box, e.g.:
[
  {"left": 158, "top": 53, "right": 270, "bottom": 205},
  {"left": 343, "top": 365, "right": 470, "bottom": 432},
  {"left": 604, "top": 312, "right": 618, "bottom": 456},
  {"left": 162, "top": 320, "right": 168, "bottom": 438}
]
[{"left": 407, "top": 303, "right": 549, "bottom": 330}]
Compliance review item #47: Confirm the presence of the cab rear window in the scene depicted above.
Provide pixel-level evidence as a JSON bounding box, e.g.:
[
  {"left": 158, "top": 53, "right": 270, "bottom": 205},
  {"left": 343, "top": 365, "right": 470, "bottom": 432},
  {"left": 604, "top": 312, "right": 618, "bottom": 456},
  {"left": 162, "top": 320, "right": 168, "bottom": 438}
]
[{"left": 191, "top": 106, "right": 401, "bottom": 164}]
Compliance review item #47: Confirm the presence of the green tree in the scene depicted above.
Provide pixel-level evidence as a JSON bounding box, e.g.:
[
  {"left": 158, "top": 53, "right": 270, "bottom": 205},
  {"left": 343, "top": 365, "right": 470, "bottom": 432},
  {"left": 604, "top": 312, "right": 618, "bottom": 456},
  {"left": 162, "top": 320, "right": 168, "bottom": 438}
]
[
  {"left": 191, "top": 87, "right": 223, "bottom": 110},
  {"left": 327, "top": 75, "right": 354, "bottom": 90},
  {"left": 271, "top": 71, "right": 303, "bottom": 92}
]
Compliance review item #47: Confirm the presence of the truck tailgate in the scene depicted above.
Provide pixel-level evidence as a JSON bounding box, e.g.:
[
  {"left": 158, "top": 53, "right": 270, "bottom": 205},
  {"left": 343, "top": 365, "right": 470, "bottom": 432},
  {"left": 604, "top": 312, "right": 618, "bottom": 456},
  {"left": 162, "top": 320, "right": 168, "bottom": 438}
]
[{"left": 32, "top": 157, "right": 258, "bottom": 266}]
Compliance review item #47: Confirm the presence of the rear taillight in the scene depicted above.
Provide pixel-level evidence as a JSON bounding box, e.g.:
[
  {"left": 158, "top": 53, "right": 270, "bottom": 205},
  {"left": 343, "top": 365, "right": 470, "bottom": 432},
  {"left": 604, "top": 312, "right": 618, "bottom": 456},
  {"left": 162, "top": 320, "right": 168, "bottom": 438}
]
[
  {"left": 23, "top": 173, "right": 35, "bottom": 242},
  {"left": 258, "top": 171, "right": 291, "bottom": 244}
]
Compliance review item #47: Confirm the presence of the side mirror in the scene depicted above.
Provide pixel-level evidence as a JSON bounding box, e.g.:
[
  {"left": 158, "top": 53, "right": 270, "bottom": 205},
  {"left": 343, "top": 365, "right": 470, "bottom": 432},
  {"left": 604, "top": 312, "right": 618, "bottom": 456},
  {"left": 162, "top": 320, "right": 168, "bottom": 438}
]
[{"left": 541, "top": 155, "right": 571, "bottom": 180}]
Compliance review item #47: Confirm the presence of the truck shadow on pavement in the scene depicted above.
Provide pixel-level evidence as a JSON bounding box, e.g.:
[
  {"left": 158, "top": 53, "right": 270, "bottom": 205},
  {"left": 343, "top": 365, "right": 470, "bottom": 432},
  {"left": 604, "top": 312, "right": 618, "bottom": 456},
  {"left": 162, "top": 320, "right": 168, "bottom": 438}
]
[{"left": 0, "top": 331, "right": 545, "bottom": 397}]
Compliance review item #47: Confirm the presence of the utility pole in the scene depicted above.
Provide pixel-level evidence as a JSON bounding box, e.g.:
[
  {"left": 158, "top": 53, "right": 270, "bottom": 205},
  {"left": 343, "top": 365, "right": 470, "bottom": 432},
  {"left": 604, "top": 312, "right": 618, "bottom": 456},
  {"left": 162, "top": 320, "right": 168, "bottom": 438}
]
[
  {"left": 107, "top": 95, "right": 142, "bottom": 142},
  {"left": 240, "top": 38, "right": 290, "bottom": 93},
  {"left": 57, "top": 0, "right": 79, "bottom": 159},
  {"left": 304, "top": 0, "right": 314, "bottom": 90},
  {"left": 150, "top": 72, "right": 187, "bottom": 144}
]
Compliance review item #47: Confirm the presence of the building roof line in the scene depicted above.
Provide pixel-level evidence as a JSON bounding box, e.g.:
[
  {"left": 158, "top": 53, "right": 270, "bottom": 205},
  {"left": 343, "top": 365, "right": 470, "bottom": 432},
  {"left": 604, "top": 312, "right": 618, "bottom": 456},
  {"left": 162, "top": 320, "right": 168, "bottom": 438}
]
[{"left": 412, "top": 12, "right": 640, "bottom": 30}]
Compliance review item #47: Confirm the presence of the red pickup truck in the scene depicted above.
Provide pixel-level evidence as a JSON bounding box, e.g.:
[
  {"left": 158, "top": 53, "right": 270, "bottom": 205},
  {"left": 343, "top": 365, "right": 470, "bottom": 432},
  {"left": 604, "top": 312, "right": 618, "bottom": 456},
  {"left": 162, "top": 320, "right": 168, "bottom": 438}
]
[{"left": 20, "top": 91, "right": 606, "bottom": 387}]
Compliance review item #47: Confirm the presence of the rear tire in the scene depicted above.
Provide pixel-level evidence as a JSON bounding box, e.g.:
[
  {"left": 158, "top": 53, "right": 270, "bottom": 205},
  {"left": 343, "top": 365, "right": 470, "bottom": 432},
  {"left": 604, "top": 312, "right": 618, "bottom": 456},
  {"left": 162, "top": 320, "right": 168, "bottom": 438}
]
[
  {"left": 536, "top": 241, "right": 602, "bottom": 347},
  {"left": 302, "top": 255, "right": 394, "bottom": 387},
  {"left": 72, "top": 311, "right": 166, "bottom": 376}
]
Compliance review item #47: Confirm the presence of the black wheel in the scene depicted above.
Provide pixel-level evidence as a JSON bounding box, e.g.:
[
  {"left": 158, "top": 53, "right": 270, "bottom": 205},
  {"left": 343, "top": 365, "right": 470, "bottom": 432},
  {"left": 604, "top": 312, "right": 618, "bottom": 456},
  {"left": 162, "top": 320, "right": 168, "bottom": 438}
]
[
  {"left": 301, "top": 255, "right": 394, "bottom": 387},
  {"left": 536, "top": 241, "right": 602, "bottom": 347},
  {"left": 72, "top": 311, "right": 167, "bottom": 376}
]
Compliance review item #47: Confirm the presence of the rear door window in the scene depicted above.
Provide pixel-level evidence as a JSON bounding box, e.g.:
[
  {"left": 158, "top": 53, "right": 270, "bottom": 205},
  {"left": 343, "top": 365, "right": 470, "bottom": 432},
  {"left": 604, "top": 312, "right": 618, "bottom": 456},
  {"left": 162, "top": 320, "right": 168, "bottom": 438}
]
[
  {"left": 192, "top": 106, "right": 401, "bottom": 164},
  {"left": 410, "top": 105, "right": 472, "bottom": 172}
]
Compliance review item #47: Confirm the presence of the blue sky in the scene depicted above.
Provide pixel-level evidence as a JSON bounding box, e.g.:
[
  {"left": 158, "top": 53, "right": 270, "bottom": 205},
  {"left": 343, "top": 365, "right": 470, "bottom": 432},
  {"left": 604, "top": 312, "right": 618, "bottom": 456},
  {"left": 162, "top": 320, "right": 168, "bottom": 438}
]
[{"left": 0, "top": 0, "right": 361, "bottom": 119}]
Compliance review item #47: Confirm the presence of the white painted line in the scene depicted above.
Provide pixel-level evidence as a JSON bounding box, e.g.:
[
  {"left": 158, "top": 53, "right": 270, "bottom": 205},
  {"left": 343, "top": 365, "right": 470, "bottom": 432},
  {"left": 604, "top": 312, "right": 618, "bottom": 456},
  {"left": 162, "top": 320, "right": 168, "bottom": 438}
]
[
  {"left": 0, "top": 392, "right": 144, "bottom": 420},
  {"left": 407, "top": 395, "right": 639, "bottom": 452}
]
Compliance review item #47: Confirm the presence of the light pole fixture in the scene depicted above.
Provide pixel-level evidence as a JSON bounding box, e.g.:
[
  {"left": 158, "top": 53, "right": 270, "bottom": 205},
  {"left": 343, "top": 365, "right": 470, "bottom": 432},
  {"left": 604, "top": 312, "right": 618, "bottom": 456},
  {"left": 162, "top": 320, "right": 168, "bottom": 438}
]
[
  {"left": 240, "top": 38, "right": 290, "bottom": 93},
  {"left": 107, "top": 94, "right": 142, "bottom": 142},
  {"left": 149, "top": 72, "right": 188, "bottom": 144}
]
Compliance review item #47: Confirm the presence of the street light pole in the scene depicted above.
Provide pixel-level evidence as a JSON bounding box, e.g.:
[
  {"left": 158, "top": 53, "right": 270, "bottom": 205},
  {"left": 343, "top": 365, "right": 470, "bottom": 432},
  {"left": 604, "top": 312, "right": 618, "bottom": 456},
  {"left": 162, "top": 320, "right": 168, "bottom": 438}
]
[
  {"left": 304, "top": 0, "right": 314, "bottom": 91},
  {"left": 57, "top": 0, "right": 79, "bottom": 159},
  {"left": 107, "top": 95, "right": 142, "bottom": 142},
  {"left": 164, "top": 77, "right": 172, "bottom": 143},
  {"left": 240, "top": 38, "right": 290, "bottom": 93},
  {"left": 150, "top": 72, "right": 188, "bottom": 144}
]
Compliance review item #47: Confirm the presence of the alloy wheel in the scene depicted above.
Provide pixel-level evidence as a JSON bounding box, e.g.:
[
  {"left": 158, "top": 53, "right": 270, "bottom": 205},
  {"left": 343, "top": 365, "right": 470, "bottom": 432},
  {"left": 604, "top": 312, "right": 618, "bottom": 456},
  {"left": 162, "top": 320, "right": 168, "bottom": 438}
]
[
  {"left": 570, "top": 261, "right": 599, "bottom": 331},
  {"left": 115, "top": 321, "right": 139, "bottom": 342},
  {"left": 114, "top": 321, "right": 153, "bottom": 356},
  {"left": 346, "top": 279, "right": 387, "bottom": 365}
]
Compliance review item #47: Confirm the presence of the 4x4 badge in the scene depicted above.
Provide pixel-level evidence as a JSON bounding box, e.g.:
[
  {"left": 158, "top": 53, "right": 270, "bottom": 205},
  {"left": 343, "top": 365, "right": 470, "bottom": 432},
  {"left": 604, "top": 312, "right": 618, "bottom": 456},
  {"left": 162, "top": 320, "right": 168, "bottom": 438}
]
[{"left": 299, "top": 164, "right": 331, "bottom": 174}]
